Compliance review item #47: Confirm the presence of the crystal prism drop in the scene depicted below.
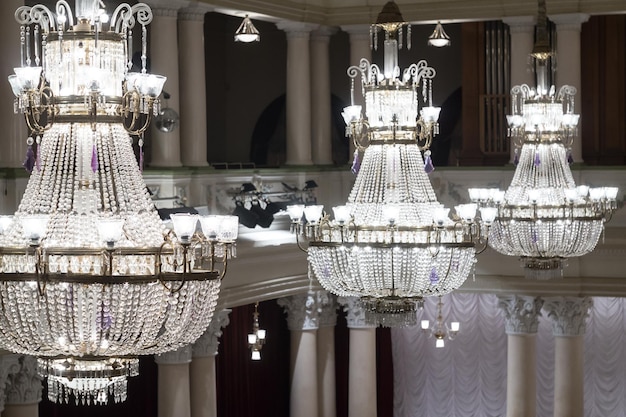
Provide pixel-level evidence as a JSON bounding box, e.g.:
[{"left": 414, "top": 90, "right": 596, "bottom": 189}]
[
  {"left": 351, "top": 150, "right": 360, "bottom": 175},
  {"left": 23, "top": 145, "right": 35, "bottom": 172}
]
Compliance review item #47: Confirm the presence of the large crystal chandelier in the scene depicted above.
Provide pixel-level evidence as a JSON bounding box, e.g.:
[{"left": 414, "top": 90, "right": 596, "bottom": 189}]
[
  {"left": 288, "top": 2, "right": 493, "bottom": 326},
  {"left": 470, "top": 2, "right": 618, "bottom": 279},
  {"left": 0, "top": 0, "right": 237, "bottom": 404}
]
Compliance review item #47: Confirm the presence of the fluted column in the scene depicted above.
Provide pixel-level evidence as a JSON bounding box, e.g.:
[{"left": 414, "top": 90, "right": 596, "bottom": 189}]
[
  {"left": 276, "top": 22, "right": 318, "bottom": 166},
  {"left": 179, "top": 6, "right": 210, "bottom": 167},
  {"left": 190, "top": 310, "right": 230, "bottom": 417},
  {"left": 544, "top": 297, "right": 592, "bottom": 417},
  {"left": 2, "top": 356, "right": 41, "bottom": 417},
  {"left": 339, "top": 297, "right": 377, "bottom": 417},
  {"left": 551, "top": 13, "right": 589, "bottom": 163},
  {"left": 0, "top": 0, "right": 27, "bottom": 169},
  {"left": 310, "top": 26, "right": 336, "bottom": 166},
  {"left": 498, "top": 295, "right": 543, "bottom": 417},
  {"left": 146, "top": 2, "right": 183, "bottom": 167},
  {"left": 317, "top": 292, "right": 337, "bottom": 417},
  {"left": 278, "top": 292, "right": 320, "bottom": 417},
  {"left": 502, "top": 16, "right": 535, "bottom": 163},
  {"left": 0, "top": 354, "right": 20, "bottom": 414},
  {"left": 155, "top": 345, "right": 192, "bottom": 417}
]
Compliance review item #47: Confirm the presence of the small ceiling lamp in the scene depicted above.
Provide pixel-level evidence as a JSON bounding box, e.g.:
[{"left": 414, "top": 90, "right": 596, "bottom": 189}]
[
  {"left": 421, "top": 296, "right": 459, "bottom": 348},
  {"left": 247, "top": 302, "right": 266, "bottom": 360},
  {"left": 235, "top": 15, "right": 260, "bottom": 43},
  {"left": 470, "top": 0, "right": 619, "bottom": 279},
  {"left": 427, "top": 21, "right": 451, "bottom": 47}
]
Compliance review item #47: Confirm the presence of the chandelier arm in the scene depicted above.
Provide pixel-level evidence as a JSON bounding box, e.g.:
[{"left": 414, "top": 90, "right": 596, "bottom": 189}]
[
  {"left": 294, "top": 229, "right": 309, "bottom": 253},
  {"left": 351, "top": 120, "right": 371, "bottom": 151},
  {"left": 55, "top": 1, "right": 74, "bottom": 30}
]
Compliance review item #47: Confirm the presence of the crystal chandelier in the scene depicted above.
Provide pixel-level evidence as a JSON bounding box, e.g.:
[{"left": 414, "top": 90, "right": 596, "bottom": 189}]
[
  {"left": 247, "top": 302, "right": 266, "bottom": 360},
  {"left": 234, "top": 15, "right": 260, "bottom": 43},
  {"left": 470, "top": 3, "right": 618, "bottom": 279},
  {"left": 0, "top": 0, "right": 238, "bottom": 404},
  {"left": 420, "top": 296, "right": 459, "bottom": 348},
  {"left": 287, "top": 2, "right": 493, "bottom": 327}
]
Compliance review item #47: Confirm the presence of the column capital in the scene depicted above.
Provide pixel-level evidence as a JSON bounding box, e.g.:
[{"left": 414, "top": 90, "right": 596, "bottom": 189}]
[
  {"left": 278, "top": 292, "right": 320, "bottom": 331},
  {"left": 4, "top": 355, "right": 42, "bottom": 406},
  {"left": 143, "top": 0, "right": 188, "bottom": 13},
  {"left": 276, "top": 21, "right": 319, "bottom": 38},
  {"left": 192, "top": 309, "right": 231, "bottom": 358},
  {"left": 338, "top": 297, "right": 376, "bottom": 329},
  {"left": 544, "top": 296, "right": 592, "bottom": 336},
  {"left": 549, "top": 13, "right": 590, "bottom": 32},
  {"left": 341, "top": 24, "right": 371, "bottom": 39},
  {"left": 155, "top": 345, "right": 193, "bottom": 365},
  {"left": 311, "top": 26, "right": 338, "bottom": 42},
  {"left": 179, "top": 7, "right": 211, "bottom": 22},
  {"left": 498, "top": 295, "right": 543, "bottom": 334},
  {"left": 502, "top": 16, "right": 536, "bottom": 33},
  {"left": 317, "top": 291, "right": 338, "bottom": 328},
  {"left": 0, "top": 354, "right": 21, "bottom": 412}
]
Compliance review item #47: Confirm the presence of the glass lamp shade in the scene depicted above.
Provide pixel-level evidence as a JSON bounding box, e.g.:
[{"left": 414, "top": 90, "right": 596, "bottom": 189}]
[
  {"left": 455, "top": 204, "right": 477, "bottom": 223},
  {"left": 124, "top": 73, "right": 141, "bottom": 92},
  {"left": 247, "top": 334, "right": 257, "bottom": 344},
  {"left": 13, "top": 66, "right": 42, "bottom": 90},
  {"left": 432, "top": 208, "right": 450, "bottom": 227},
  {"left": 341, "top": 105, "right": 362, "bottom": 125},
  {"left": 420, "top": 106, "right": 442, "bottom": 123},
  {"left": 257, "top": 329, "right": 266, "bottom": 340},
  {"left": 199, "top": 215, "right": 221, "bottom": 240},
  {"left": 332, "top": 206, "right": 351, "bottom": 225},
  {"left": 427, "top": 22, "right": 451, "bottom": 47},
  {"left": 217, "top": 216, "right": 239, "bottom": 242},
  {"left": 136, "top": 74, "right": 167, "bottom": 98},
  {"left": 234, "top": 16, "right": 260, "bottom": 43},
  {"left": 421, "top": 319, "right": 430, "bottom": 330},
  {"left": 479, "top": 207, "right": 498, "bottom": 225},
  {"left": 0, "top": 216, "right": 13, "bottom": 234},
  {"left": 605, "top": 187, "right": 619, "bottom": 200},
  {"left": 97, "top": 219, "right": 125, "bottom": 245},
  {"left": 450, "top": 321, "right": 460, "bottom": 332},
  {"left": 8, "top": 75, "right": 22, "bottom": 96},
  {"left": 304, "top": 205, "right": 324, "bottom": 225},
  {"left": 589, "top": 188, "right": 605, "bottom": 201},
  {"left": 286, "top": 205, "right": 305, "bottom": 223},
  {"left": 251, "top": 350, "right": 261, "bottom": 360},
  {"left": 435, "top": 338, "right": 445, "bottom": 348},
  {"left": 561, "top": 113, "right": 580, "bottom": 127},
  {"left": 170, "top": 213, "right": 198, "bottom": 242},
  {"left": 21, "top": 215, "right": 49, "bottom": 242}
]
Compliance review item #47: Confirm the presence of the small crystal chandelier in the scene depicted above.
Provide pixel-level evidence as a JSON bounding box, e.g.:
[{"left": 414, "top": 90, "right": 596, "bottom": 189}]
[
  {"left": 420, "top": 296, "right": 459, "bottom": 348},
  {"left": 0, "top": 0, "right": 238, "bottom": 404},
  {"left": 427, "top": 22, "right": 451, "bottom": 47},
  {"left": 470, "top": 0, "right": 618, "bottom": 279},
  {"left": 234, "top": 15, "right": 260, "bottom": 43},
  {"left": 287, "top": 2, "right": 493, "bottom": 327},
  {"left": 247, "top": 302, "right": 266, "bottom": 360}
]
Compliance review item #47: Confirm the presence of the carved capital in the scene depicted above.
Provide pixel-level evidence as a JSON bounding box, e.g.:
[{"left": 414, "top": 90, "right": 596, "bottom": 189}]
[
  {"left": 502, "top": 16, "right": 536, "bottom": 34},
  {"left": 276, "top": 21, "right": 318, "bottom": 39},
  {"left": 155, "top": 345, "right": 193, "bottom": 365},
  {"left": 338, "top": 297, "right": 376, "bottom": 329},
  {"left": 193, "top": 309, "right": 231, "bottom": 358},
  {"left": 4, "top": 355, "right": 42, "bottom": 405},
  {"left": 550, "top": 13, "right": 590, "bottom": 32},
  {"left": 278, "top": 292, "right": 320, "bottom": 331},
  {"left": 317, "top": 291, "right": 338, "bottom": 328},
  {"left": 543, "top": 297, "right": 593, "bottom": 336},
  {"left": 498, "top": 295, "right": 544, "bottom": 334},
  {"left": 0, "top": 354, "right": 21, "bottom": 412}
]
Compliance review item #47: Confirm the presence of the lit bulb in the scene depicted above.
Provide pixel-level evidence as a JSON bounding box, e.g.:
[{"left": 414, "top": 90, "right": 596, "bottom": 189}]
[
  {"left": 435, "top": 339, "right": 445, "bottom": 348},
  {"left": 251, "top": 350, "right": 261, "bottom": 360}
]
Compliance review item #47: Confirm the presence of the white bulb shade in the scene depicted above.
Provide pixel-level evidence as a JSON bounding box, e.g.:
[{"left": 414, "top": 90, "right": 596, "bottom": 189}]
[
  {"left": 432, "top": 208, "right": 450, "bottom": 227},
  {"left": 248, "top": 334, "right": 257, "bottom": 344},
  {"left": 491, "top": 189, "right": 506, "bottom": 203},
  {"left": 479, "top": 207, "right": 498, "bottom": 225},
  {"left": 21, "top": 215, "right": 49, "bottom": 241},
  {"left": 332, "top": 205, "right": 351, "bottom": 225},
  {"left": 428, "top": 38, "right": 450, "bottom": 47},
  {"left": 589, "top": 188, "right": 606, "bottom": 201},
  {"left": 170, "top": 213, "right": 198, "bottom": 241},
  {"left": 604, "top": 187, "right": 619, "bottom": 200},
  {"left": 304, "top": 205, "right": 324, "bottom": 224},
  {"left": 564, "top": 189, "right": 579, "bottom": 202},
  {"left": 506, "top": 114, "right": 523, "bottom": 128},
  {"left": 420, "top": 106, "right": 441, "bottom": 123},
  {"left": 383, "top": 205, "right": 400, "bottom": 225},
  {"left": 0, "top": 216, "right": 13, "bottom": 234},
  {"left": 286, "top": 205, "right": 305, "bottom": 223},
  {"left": 14, "top": 66, "right": 42, "bottom": 90},
  {"left": 199, "top": 215, "right": 220, "bottom": 240},
  {"left": 450, "top": 322, "right": 460, "bottom": 332},
  {"left": 577, "top": 185, "right": 590, "bottom": 197},
  {"left": 341, "top": 105, "right": 362, "bottom": 126},
  {"left": 251, "top": 350, "right": 261, "bottom": 360},
  {"left": 218, "top": 215, "right": 239, "bottom": 242},
  {"left": 136, "top": 74, "right": 167, "bottom": 98},
  {"left": 421, "top": 320, "right": 430, "bottom": 330},
  {"left": 235, "top": 33, "right": 260, "bottom": 42},
  {"left": 527, "top": 189, "right": 540, "bottom": 203},
  {"left": 98, "top": 9, "right": 110, "bottom": 23},
  {"left": 97, "top": 219, "right": 125, "bottom": 243},
  {"left": 562, "top": 113, "right": 580, "bottom": 127},
  {"left": 467, "top": 188, "right": 480, "bottom": 202},
  {"left": 125, "top": 72, "right": 141, "bottom": 92},
  {"left": 7, "top": 75, "right": 22, "bottom": 96},
  {"left": 435, "top": 339, "right": 445, "bottom": 348},
  {"left": 257, "top": 329, "right": 266, "bottom": 340},
  {"left": 455, "top": 204, "right": 477, "bottom": 222}
]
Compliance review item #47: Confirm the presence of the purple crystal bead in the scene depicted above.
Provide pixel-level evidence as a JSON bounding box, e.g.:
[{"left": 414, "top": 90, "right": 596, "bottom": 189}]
[
  {"left": 534, "top": 152, "right": 541, "bottom": 167},
  {"left": 22, "top": 145, "right": 35, "bottom": 172},
  {"left": 91, "top": 143, "right": 98, "bottom": 173},
  {"left": 424, "top": 155, "right": 435, "bottom": 174},
  {"left": 514, "top": 150, "right": 519, "bottom": 166},
  {"left": 567, "top": 151, "right": 574, "bottom": 165},
  {"left": 351, "top": 150, "right": 360, "bottom": 175},
  {"left": 429, "top": 267, "right": 439, "bottom": 284},
  {"left": 531, "top": 230, "right": 538, "bottom": 244}
]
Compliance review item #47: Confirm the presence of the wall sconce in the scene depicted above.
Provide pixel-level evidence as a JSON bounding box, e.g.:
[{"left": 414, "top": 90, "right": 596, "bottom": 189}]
[
  {"left": 421, "top": 296, "right": 459, "bottom": 348},
  {"left": 248, "top": 302, "right": 266, "bottom": 360},
  {"left": 235, "top": 15, "right": 260, "bottom": 43},
  {"left": 428, "top": 21, "right": 451, "bottom": 47}
]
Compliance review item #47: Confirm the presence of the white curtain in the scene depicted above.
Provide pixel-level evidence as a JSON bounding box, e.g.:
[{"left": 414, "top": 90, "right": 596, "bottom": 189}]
[{"left": 392, "top": 294, "right": 626, "bottom": 417}]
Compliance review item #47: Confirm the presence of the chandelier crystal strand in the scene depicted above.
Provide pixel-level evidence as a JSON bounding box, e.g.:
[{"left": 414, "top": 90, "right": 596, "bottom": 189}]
[
  {"left": 0, "top": 0, "right": 238, "bottom": 405},
  {"left": 290, "top": 1, "right": 490, "bottom": 327}
]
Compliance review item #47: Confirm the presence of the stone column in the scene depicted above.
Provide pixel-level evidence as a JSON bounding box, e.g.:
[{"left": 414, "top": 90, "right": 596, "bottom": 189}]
[
  {"left": 2, "top": 356, "right": 41, "bottom": 417},
  {"left": 179, "top": 6, "right": 210, "bottom": 167},
  {"left": 317, "top": 292, "right": 337, "bottom": 417},
  {"left": 190, "top": 309, "right": 231, "bottom": 417},
  {"left": 276, "top": 22, "right": 318, "bottom": 166},
  {"left": 339, "top": 297, "right": 377, "bottom": 417},
  {"left": 497, "top": 295, "right": 543, "bottom": 417},
  {"left": 155, "top": 345, "right": 192, "bottom": 417},
  {"left": 0, "top": 354, "right": 20, "bottom": 415},
  {"left": 551, "top": 13, "right": 589, "bottom": 163},
  {"left": 544, "top": 297, "right": 592, "bottom": 417},
  {"left": 310, "top": 26, "right": 336, "bottom": 166},
  {"left": 0, "top": 0, "right": 27, "bottom": 169},
  {"left": 145, "top": 1, "right": 184, "bottom": 167},
  {"left": 502, "top": 16, "right": 536, "bottom": 163},
  {"left": 278, "top": 292, "right": 320, "bottom": 417}
]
